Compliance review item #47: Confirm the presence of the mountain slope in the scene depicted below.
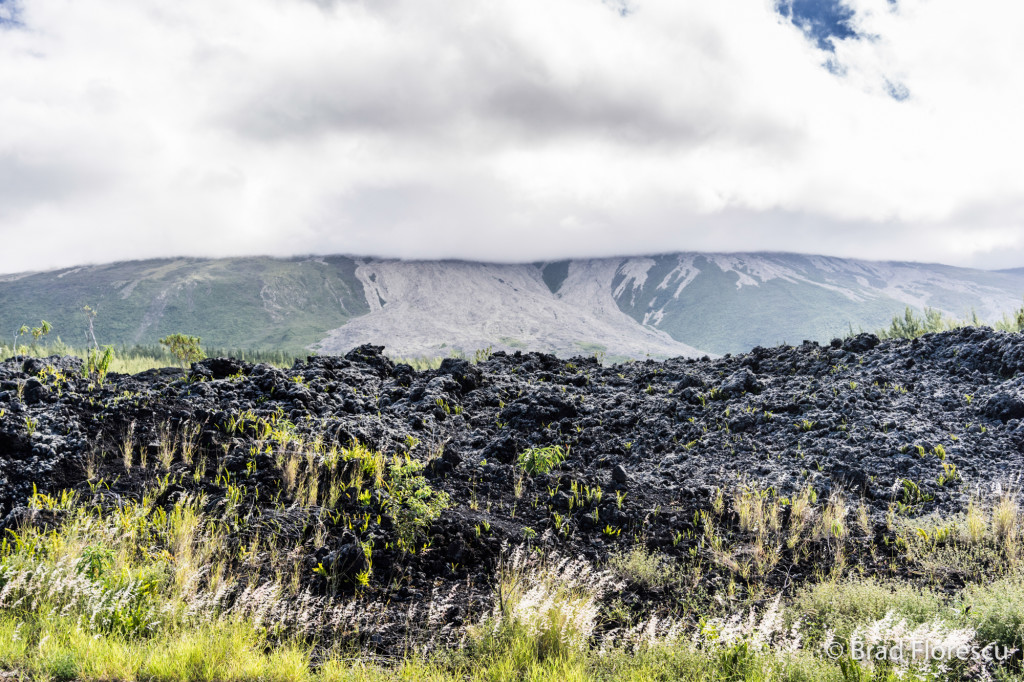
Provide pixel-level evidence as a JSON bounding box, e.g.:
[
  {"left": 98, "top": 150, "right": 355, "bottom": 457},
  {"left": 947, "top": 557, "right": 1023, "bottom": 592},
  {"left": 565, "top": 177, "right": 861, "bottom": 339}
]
[
  {"left": 2, "top": 252, "right": 1024, "bottom": 358},
  {"left": 605, "top": 253, "right": 1024, "bottom": 354},
  {"left": 0, "top": 256, "right": 368, "bottom": 350},
  {"left": 315, "top": 259, "right": 701, "bottom": 359}
]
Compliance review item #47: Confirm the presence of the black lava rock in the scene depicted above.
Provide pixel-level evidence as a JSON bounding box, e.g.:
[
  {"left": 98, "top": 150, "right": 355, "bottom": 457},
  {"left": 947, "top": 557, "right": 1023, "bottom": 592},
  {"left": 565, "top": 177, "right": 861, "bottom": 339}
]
[
  {"left": 718, "top": 368, "right": 764, "bottom": 398},
  {"left": 984, "top": 392, "right": 1024, "bottom": 423},
  {"left": 438, "top": 358, "right": 483, "bottom": 394}
]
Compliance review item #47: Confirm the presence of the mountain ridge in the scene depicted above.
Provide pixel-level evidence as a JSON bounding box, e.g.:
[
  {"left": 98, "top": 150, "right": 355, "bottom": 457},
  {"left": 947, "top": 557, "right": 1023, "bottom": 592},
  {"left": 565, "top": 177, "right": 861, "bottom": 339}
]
[{"left": 2, "top": 252, "right": 1023, "bottom": 359}]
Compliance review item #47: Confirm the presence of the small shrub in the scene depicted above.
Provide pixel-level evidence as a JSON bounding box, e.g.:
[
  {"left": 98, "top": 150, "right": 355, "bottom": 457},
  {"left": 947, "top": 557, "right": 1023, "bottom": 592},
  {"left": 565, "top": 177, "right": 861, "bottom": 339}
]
[
  {"left": 965, "top": 499, "right": 987, "bottom": 543},
  {"left": 158, "top": 334, "right": 205, "bottom": 375},
  {"left": 85, "top": 346, "right": 115, "bottom": 383},
  {"left": 877, "top": 306, "right": 958, "bottom": 340},
  {"left": 900, "top": 479, "right": 933, "bottom": 506},
  {"left": 383, "top": 455, "right": 451, "bottom": 551},
  {"left": 517, "top": 445, "right": 568, "bottom": 475},
  {"left": 992, "top": 492, "right": 1019, "bottom": 548},
  {"left": 13, "top": 320, "right": 51, "bottom": 354},
  {"left": 817, "top": 492, "right": 848, "bottom": 541},
  {"left": 937, "top": 462, "right": 961, "bottom": 487}
]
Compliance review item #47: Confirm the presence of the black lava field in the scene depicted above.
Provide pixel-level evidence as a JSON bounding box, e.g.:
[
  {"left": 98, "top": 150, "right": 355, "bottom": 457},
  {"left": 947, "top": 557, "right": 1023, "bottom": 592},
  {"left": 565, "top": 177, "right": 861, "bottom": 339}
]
[{"left": 3, "top": 328, "right": 1024, "bottom": 651}]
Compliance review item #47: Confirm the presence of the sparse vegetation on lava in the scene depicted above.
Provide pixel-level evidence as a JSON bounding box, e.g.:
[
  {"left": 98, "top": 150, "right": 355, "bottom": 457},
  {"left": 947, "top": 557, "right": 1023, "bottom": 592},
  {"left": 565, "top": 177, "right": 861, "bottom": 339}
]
[{"left": 3, "top": 325, "right": 1024, "bottom": 679}]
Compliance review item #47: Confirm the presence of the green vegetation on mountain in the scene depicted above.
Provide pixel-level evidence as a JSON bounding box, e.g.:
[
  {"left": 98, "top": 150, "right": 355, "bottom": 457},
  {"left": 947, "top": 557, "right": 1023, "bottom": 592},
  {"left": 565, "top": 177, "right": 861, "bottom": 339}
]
[
  {"left": 539, "top": 260, "right": 571, "bottom": 294},
  {"left": 0, "top": 256, "right": 368, "bottom": 352},
  {"left": 612, "top": 255, "right": 906, "bottom": 355},
  {"left": 3, "top": 252, "right": 1024, "bottom": 360},
  {"left": 610, "top": 254, "right": 1024, "bottom": 355}
]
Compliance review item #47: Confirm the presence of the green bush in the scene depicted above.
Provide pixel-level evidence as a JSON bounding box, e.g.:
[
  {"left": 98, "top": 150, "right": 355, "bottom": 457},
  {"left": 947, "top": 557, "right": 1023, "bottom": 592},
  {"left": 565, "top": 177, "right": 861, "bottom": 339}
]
[
  {"left": 960, "top": 576, "right": 1024, "bottom": 651},
  {"left": 383, "top": 455, "right": 451, "bottom": 551},
  {"left": 517, "top": 445, "right": 568, "bottom": 475},
  {"left": 84, "top": 346, "right": 115, "bottom": 383},
  {"left": 159, "top": 334, "right": 205, "bottom": 374}
]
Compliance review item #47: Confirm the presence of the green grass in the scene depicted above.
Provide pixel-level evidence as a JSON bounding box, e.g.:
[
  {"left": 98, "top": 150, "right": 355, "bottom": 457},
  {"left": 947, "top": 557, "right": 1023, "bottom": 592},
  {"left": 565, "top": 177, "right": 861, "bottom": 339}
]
[
  {"left": 5, "top": 415, "right": 1024, "bottom": 680},
  {"left": 607, "top": 546, "right": 681, "bottom": 590},
  {"left": 0, "top": 617, "right": 315, "bottom": 682},
  {"left": 0, "top": 439, "right": 459, "bottom": 680},
  {"left": 5, "top": 478, "right": 1024, "bottom": 681},
  {"left": 790, "top": 578, "right": 946, "bottom": 645},
  {"left": 0, "top": 341, "right": 306, "bottom": 374},
  {"left": 0, "top": 614, "right": 853, "bottom": 682}
]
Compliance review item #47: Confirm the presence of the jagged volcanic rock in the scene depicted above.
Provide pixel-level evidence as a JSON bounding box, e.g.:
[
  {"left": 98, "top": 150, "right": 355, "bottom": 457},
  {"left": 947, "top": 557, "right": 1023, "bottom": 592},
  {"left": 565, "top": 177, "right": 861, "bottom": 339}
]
[{"left": 2, "top": 327, "right": 1024, "bottom": 650}]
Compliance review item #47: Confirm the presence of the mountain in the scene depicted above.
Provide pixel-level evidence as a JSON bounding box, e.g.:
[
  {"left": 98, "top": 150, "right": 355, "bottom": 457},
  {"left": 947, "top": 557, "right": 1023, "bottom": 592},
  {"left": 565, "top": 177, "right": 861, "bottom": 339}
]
[
  {"left": 2, "top": 252, "right": 1024, "bottom": 359},
  {"left": 316, "top": 259, "right": 699, "bottom": 359},
  {"left": 604, "top": 253, "right": 1024, "bottom": 354},
  {"left": 0, "top": 256, "right": 369, "bottom": 351}
]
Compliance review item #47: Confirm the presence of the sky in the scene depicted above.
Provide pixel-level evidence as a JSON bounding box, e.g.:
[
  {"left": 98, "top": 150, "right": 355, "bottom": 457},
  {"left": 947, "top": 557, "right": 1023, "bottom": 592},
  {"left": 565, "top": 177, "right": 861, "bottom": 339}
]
[{"left": 1, "top": 0, "right": 1023, "bottom": 274}]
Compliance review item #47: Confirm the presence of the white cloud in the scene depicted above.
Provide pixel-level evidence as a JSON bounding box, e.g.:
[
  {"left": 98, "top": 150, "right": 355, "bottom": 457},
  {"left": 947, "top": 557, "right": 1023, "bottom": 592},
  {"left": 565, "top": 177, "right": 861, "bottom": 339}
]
[{"left": 0, "top": 0, "right": 1022, "bottom": 273}]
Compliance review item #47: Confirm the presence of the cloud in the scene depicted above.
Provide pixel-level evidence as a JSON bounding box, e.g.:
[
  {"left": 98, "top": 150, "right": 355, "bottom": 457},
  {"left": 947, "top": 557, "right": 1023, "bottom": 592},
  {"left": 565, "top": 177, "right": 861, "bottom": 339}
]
[{"left": 0, "top": 0, "right": 1022, "bottom": 273}]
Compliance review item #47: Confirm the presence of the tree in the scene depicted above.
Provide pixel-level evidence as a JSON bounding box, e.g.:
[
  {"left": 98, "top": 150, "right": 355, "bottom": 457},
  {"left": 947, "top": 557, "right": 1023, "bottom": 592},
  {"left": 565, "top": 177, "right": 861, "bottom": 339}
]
[
  {"left": 159, "top": 334, "right": 205, "bottom": 375},
  {"left": 13, "top": 325, "right": 28, "bottom": 351},
  {"left": 13, "top": 320, "right": 51, "bottom": 355},
  {"left": 31, "top": 320, "right": 51, "bottom": 352},
  {"left": 83, "top": 305, "right": 99, "bottom": 349}
]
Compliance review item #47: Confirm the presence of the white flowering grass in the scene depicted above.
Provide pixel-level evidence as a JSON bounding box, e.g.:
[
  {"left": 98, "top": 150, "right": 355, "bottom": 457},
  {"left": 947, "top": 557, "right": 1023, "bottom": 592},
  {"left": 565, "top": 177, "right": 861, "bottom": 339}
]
[
  {"left": 701, "top": 596, "right": 803, "bottom": 656},
  {"left": 4, "top": 479, "right": 1024, "bottom": 681},
  {"left": 833, "top": 612, "right": 999, "bottom": 681},
  {"left": 483, "top": 546, "right": 623, "bottom": 659}
]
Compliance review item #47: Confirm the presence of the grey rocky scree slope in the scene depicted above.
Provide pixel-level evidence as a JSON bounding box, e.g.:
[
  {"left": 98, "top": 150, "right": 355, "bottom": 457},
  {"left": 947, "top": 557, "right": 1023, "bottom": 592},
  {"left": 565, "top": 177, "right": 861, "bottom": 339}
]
[
  {"left": 316, "top": 259, "right": 703, "bottom": 359},
  {"left": 2, "top": 328, "right": 1024, "bottom": 649}
]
